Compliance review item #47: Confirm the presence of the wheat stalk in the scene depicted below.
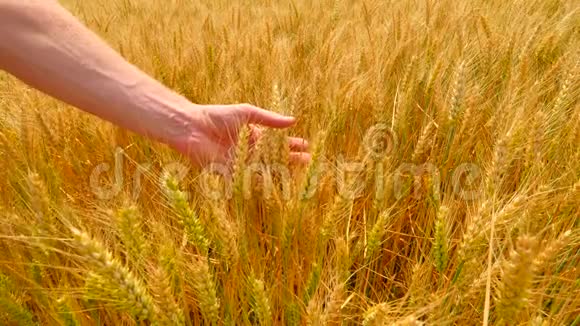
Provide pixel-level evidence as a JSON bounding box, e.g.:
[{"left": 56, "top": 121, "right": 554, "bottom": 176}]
[{"left": 70, "top": 228, "right": 158, "bottom": 322}]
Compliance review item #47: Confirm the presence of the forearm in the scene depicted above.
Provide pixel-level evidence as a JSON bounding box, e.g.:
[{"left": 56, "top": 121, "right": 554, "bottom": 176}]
[{"left": 0, "top": 0, "right": 195, "bottom": 145}]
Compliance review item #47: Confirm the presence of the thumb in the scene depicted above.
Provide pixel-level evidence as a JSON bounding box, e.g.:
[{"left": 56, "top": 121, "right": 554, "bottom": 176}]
[{"left": 240, "top": 104, "right": 296, "bottom": 128}]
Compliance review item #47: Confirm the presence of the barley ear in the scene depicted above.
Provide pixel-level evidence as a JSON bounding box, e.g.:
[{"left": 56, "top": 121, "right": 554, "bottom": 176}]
[
  {"left": 299, "top": 132, "right": 325, "bottom": 202},
  {"left": 248, "top": 275, "right": 273, "bottom": 326},
  {"left": 362, "top": 303, "right": 389, "bottom": 326},
  {"left": 366, "top": 210, "right": 391, "bottom": 262},
  {"left": 189, "top": 258, "right": 220, "bottom": 325},
  {"left": 150, "top": 266, "right": 185, "bottom": 326},
  {"left": 433, "top": 205, "right": 450, "bottom": 273},
  {"left": 284, "top": 302, "right": 301, "bottom": 326},
  {"left": 162, "top": 173, "right": 210, "bottom": 254},
  {"left": 115, "top": 205, "right": 148, "bottom": 270},
  {"left": 495, "top": 235, "right": 539, "bottom": 323},
  {"left": 534, "top": 230, "right": 572, "bottom": 270},
  {"left": 70, "top": 228, "right": 158, "bottom": 322},
  {"left": 448, "top": 61, "right": 466, "bottom": 126}
]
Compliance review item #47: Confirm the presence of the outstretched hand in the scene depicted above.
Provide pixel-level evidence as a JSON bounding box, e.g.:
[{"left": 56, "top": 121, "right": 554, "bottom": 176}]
[{"left": 170, "top": 103, "right": 311, "bottom": 168}]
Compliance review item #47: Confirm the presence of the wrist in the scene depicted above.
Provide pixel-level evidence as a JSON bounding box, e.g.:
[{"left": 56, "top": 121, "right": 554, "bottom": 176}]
[{"left": 131, "top": 83, "right": 203, "bottom": 152}]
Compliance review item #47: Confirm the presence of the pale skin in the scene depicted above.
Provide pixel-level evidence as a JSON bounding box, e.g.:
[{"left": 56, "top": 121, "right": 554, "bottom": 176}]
[{"left": 0, "top": 0, "right": 310, "bottom": 168}]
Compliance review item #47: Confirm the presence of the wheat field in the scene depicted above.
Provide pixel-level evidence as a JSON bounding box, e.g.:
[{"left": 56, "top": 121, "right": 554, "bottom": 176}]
[{"left": 0, "top": 0, "right": 579, "bottom": 325}]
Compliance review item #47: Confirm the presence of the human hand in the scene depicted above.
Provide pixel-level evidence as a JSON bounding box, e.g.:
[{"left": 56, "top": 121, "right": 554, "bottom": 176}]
[
  {"left": 169, "top": 103, "right": 311, "bottom": 168},
  {"left": 0, "top": 1, "right": 309, "bottom": 170}
]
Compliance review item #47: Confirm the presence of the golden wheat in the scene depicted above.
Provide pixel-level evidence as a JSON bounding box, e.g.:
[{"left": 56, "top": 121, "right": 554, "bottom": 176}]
[{"left": 0, "top": 0, "right": 578, "bottom": 324}]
